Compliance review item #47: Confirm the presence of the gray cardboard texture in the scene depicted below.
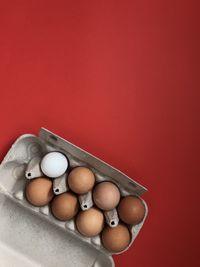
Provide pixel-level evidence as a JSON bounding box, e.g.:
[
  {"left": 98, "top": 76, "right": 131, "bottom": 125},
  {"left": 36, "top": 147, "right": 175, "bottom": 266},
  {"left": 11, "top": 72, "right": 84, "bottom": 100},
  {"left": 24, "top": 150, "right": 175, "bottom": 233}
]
[{"left": 0, "top": 128, "right": 148, "bottom": 267}]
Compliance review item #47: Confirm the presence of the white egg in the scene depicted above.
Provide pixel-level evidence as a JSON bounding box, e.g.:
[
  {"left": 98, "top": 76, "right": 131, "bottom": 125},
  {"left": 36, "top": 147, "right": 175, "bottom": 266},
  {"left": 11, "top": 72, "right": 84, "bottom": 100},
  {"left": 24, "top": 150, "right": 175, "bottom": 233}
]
[{"left": 40, "top": 152, "right": 68, "bottom": 178}]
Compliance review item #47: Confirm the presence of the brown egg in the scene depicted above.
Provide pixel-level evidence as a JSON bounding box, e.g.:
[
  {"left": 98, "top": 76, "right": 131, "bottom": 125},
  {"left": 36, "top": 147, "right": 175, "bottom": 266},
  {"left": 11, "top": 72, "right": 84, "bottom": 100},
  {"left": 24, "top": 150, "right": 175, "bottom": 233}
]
[
  {"left": 76, "top": 207, "right": 104, "bottom": 237},
  {"left": 25, "top": 177, "right": 53, "bottom": 206},
  {"left": 101, "top": 224, "right": 131, "bottom": 252},
  {"left": 68, "top": 167, "right": 95, "bottom": 194},
  {"left": 118, "top": 196, "right": 145, "bottom": 225},
  {"left": 51, "top": 192, "right": 79, "bottom": 221},
  {"left": 93, "top": 182, "right": 120, "bottom": 211}
]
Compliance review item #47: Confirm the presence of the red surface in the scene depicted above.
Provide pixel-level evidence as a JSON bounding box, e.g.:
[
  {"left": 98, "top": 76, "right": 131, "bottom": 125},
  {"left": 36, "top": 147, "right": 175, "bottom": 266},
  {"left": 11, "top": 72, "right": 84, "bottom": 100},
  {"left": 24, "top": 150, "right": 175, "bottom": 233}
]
[{"left": 0, "top": 1, "right": 199, "bottom": 267}]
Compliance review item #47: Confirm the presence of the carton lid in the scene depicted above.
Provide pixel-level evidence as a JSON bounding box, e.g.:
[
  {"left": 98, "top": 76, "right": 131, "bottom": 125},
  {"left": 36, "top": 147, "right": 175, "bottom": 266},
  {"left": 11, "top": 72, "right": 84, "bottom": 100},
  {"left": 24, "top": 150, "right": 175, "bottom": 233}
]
[{"left": 0, "top": 193, "right": 114, "bottom": 267}]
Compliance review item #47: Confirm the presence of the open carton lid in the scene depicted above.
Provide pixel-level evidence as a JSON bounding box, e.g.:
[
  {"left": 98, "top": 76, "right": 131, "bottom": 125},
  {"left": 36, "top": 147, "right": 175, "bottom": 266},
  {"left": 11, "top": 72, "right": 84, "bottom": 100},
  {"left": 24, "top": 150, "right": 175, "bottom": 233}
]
[{"left": 0, "top": 128, "right": 148, "bottom": 267}]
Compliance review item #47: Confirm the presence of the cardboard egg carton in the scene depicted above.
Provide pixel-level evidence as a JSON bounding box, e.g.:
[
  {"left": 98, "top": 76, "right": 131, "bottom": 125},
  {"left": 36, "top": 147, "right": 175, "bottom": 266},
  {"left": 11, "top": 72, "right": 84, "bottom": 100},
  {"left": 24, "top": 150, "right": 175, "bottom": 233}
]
[{"left": 0, "top": 128, "right": 148, "bottom": 267}]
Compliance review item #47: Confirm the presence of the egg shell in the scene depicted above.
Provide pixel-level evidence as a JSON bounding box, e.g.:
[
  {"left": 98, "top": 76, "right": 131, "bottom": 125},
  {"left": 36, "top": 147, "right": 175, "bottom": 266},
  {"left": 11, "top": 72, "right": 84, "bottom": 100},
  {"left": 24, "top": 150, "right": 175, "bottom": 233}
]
[
  {"left": 93, "top": 182, "right": 121, "bottom": 211},
  {"left": 40, "top": 152, "right": 68, "bottom": 178},
  {"left": 51, "top": 192, "right": 79, "bottom": 221},
  {"left": 68, "top": 167, "right": 95, "bottom": 194},
  {"left": 25, "top": 177, "right": 54, "bottom": 206},
  {"left": 76, "top": 207, "right": 104, "bottom": 237},
  {"left": 118, "top": 196, "right": 145, "bottom": 225},
  {"left": 101, "top": 224, "right": 131, "bottom": 252}
]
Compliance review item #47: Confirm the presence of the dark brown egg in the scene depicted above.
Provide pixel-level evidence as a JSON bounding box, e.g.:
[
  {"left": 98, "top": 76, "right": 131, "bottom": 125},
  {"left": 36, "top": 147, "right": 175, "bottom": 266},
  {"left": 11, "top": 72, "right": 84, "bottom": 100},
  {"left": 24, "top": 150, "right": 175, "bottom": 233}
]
[
  {"left": 51, "top": 192, "right": 79, "bottom": 221},
  {"left": 25, "top": 177, "right": 53, "bottom": 206},
  {"left": 68, "top": 167, "right": 95, "bottom": 194},
  {"left": 101, "top": 224, "right": 130, "bottom": 252},
  {"left": 118, "top": 196, "right": 145, "bottom": 225}
]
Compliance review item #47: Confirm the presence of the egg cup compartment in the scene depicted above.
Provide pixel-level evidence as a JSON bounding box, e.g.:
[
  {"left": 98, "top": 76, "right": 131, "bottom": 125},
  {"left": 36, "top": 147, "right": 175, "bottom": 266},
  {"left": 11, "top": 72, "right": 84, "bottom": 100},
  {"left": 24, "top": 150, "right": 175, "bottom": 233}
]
[{"left": 0, "top": 128, "right": 148, "bottom": 267}]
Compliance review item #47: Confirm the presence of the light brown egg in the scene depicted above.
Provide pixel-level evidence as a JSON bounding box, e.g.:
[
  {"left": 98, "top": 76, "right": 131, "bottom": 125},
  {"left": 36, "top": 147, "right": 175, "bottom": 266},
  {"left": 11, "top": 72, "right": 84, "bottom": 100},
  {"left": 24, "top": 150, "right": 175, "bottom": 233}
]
[
  {"left": 25, "top": 177, "right": 53, "bottom": 206},
  {"left": 118, "top": 196, "right": 145, "bottom": 225},
  {"left": 93, "top": 182, "right": 120, "bottom": 211},
  {"left": 101, "top": 224, "right": 131, "bottom": 252},
  {"left": 76, "top": 207, "right": 104, "bottom": 237},
  {"left": 68, "top": 167, "right": 95, "bottom": 194},
  {"left": 51, "top": 192, "right": 79, "bottom": 221}
]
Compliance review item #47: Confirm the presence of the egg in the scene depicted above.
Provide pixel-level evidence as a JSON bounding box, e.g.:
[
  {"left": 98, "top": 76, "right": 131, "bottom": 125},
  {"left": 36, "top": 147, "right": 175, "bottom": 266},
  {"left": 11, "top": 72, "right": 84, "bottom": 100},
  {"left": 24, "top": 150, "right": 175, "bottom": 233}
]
[
  {"left": 76, "top": 207, "right": 104, "bottom": 237},
  {"left": 25, "top": 177, "right": 54, "bottom": 206},
  {"left": 118, "top": 196, "right": 145, "bottom": 225},
  {"left": 40, "top": 152, "right": 68, "bottom": 178},
  {"left": 68, "top": 167, "right": 95, "bottom": 194},
  {"left": 101, "top": 224, "right": 130, "bottom": 252},
  {"left": 51, "top": 192, "right": 79, "bottom": 221},
  {"left": 93, "top": 182, "right": 120, "bottom": 211}
]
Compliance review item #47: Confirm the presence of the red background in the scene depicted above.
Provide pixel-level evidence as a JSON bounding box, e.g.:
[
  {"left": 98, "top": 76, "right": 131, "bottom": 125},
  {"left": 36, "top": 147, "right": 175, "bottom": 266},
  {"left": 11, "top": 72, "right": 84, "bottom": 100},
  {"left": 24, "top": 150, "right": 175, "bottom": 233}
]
[{"left": 0, "top": 1, "right": 199, "bottom": 267}]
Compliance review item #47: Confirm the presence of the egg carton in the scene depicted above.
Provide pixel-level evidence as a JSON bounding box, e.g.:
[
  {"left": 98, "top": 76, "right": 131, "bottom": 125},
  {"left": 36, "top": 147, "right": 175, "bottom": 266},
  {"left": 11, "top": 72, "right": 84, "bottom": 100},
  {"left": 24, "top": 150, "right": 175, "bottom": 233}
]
[{"left": 0, "top": 128, "right": 148, "bottom": 267}]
